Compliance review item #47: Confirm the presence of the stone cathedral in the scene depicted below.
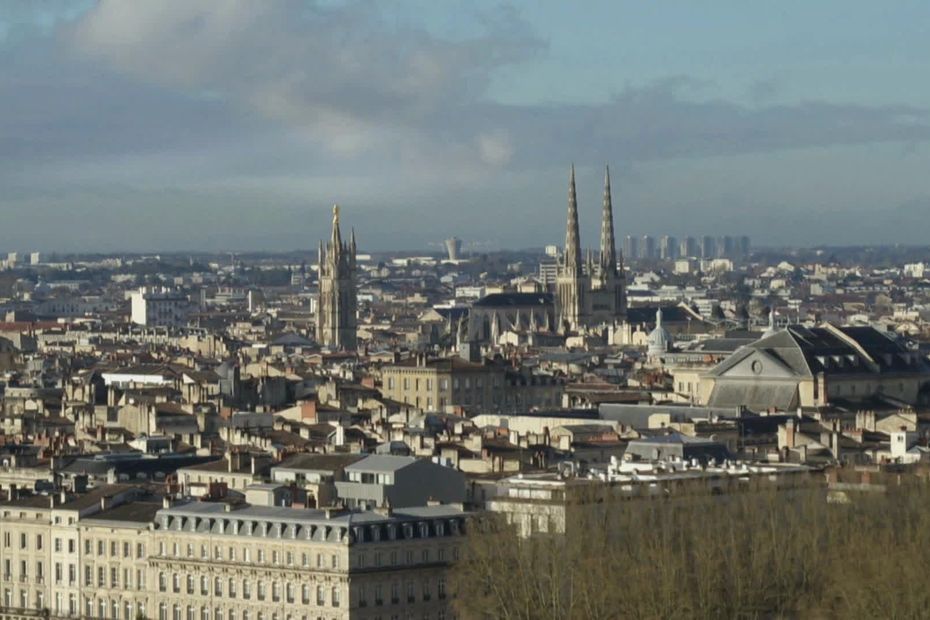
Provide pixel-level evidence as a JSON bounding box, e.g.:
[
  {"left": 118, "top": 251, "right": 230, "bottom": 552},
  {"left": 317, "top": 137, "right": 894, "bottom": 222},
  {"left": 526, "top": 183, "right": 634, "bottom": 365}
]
[
  {"left": 316, "top": 205, "right": 358, "bottom": 350},
  {"left": 555, "top": 165, "right": 627, "bottom": 333}
]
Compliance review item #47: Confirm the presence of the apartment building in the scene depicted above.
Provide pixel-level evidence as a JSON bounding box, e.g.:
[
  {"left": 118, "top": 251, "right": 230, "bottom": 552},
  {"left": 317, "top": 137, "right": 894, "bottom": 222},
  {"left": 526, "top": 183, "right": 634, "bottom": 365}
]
[
  {"left": 380, "top": 356, "right": 562, "bottom": 414},
  {"left": 0, "top": 488, "right": 466, "bottom": 620}
]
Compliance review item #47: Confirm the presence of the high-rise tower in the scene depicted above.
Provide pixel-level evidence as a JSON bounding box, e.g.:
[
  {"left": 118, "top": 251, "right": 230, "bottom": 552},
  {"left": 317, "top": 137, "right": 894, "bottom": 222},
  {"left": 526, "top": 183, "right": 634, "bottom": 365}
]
[{"left": 317, "top": 205, "right": 357, "bottom": 350}]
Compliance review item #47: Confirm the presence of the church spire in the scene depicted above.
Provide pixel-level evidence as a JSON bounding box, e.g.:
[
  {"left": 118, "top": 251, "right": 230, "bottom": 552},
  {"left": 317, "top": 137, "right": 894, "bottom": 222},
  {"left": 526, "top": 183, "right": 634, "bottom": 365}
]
[
  {"left": 564, "top": 164, "right": 582, "bottom": 275},
  {"left": 331, "top": 204, "right": 343, "bottom": 251},
  {"left": 600, "top": 165, "right": 617, "bottom": 275}
]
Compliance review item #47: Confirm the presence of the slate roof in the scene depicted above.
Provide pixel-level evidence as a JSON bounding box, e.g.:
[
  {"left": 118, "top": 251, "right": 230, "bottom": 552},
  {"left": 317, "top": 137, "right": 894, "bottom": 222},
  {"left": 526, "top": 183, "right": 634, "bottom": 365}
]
[
  {"left": 710, "top": 324, "right": 926, "bottom": 379},
  {"left": 344, "top": 454, "right": 417, "bottom": 473},
  {"left": 274, "top": 453, "right": 365, "bottom": 472},
  {"left": 473, "top": 293, "right": 553, "bottom": 308}
]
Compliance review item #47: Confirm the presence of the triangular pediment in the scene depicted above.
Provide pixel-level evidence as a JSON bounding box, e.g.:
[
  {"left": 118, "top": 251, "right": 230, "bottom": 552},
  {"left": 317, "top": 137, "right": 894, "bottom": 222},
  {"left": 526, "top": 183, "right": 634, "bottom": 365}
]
[{"left": 718, "top": 349, "right": 799, "bottom": 379}]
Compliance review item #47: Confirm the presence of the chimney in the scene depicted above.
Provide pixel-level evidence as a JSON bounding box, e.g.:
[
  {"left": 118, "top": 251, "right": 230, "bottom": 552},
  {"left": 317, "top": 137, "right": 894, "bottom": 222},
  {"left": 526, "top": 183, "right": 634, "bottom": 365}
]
[{"left": 162, "top": 495, "right": 173, "bottom": 509}]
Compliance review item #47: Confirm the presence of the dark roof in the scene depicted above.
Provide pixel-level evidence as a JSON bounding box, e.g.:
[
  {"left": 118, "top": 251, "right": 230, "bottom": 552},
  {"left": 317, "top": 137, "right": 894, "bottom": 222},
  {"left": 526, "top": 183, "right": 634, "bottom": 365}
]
[
  {"left": 710, "top": 324, "right": 925, "bottom": 379},
  {"left": 626, "top": 305, "right": 698, "bottom": 324},
  {"left": 86, "top": 501, "right": 162, "bottom": 524},
  {"left": 473, "top": 293, "right": 553, "bottom": 308},
  {"left": 390, "top": 356, "right": 489, "bottom": 372},
  {"left": 275, "top": 453, "right": 365, "bottom": 472},
  {"left": 432, "top": 307, "right": 469, "bottom": 321}
]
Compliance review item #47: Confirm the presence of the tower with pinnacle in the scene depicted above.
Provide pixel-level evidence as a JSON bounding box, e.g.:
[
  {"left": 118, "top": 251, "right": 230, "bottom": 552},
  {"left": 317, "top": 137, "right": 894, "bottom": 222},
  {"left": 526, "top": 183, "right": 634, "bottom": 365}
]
[
  {"left": 317, "top": 205, "right": 358, "bottom": 350},
  {"left": 555, "top": 165, "right": 627, "bottom": 333},
  {"left": 555, "top": 165, "right": 590, "bottom": 332}
]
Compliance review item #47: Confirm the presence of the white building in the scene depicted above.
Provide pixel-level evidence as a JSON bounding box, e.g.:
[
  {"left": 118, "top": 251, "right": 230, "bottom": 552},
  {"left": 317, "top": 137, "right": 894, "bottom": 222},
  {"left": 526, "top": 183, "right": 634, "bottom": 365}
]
[
  {"left": 904, "top": 263, "right": 926, "bottom": 278},
  {"left": 130, "top": 287, "right": 190, "bottom": 327}
]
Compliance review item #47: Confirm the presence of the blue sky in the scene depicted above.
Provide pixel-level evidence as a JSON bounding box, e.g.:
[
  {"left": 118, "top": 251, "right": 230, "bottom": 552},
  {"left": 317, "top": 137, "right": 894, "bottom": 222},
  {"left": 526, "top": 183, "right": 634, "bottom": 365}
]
[{"left": 1, "top": 1, "right": 930, "bottom": 252}]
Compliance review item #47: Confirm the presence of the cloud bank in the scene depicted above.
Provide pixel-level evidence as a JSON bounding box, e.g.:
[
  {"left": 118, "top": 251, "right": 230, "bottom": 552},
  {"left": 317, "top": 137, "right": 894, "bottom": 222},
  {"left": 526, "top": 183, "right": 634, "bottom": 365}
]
[{"left": 1, "top": 1, "right": 929, "bottom": 251}]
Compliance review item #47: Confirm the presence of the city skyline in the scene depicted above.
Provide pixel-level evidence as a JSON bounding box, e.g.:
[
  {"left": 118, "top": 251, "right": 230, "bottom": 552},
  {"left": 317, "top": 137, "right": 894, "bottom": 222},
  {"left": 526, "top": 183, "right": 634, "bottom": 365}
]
[{"left": 3, "top": 2, "right": 930, "bottom": 251}]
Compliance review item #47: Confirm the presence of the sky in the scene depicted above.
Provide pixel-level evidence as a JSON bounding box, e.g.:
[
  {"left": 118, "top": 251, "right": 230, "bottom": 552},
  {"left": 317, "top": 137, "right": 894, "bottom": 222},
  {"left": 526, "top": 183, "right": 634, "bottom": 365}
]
[{"left": 2, "top": 0, "right": 930, "bottom": 253}]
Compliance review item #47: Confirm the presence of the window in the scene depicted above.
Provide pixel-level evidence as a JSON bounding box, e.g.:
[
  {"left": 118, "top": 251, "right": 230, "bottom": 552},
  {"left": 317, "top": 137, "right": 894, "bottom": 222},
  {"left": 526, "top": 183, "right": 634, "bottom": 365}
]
[
  {"left": 173, "top": 573, "right": 180, "bottom": 593},
  {"left": 257, "top": 581, "right": 266, "bottom": 601},
  {"left": 187, "top": 574, "right": 195, "bottom": 594},
  {"left": 272, "top": 581, "right": 280, "bottom": 602},
  {"left": 301, "top": 584, "right": 310, "bottom": 604},
  {"left": 331, "top": 587, "right": 340, "bottom": 608},
  {"left": 159, "top": 572, "right": 167, "bottom": 592},
  {"left": 54, "top": 538, "right": 61, "bottom": 552},
  {"left": 215, "top": 577, "right": 223, "bottom": 596},
  {"left": 228, "top": 578, "right": 237, "bottom": 598},
  {"left": 286, "top": 582, "right": 295, "bottom": 603},
  {"left": 243, "top": 580, "right": 251, "bottom": 600},
  {"left": 316, "top": 585, "right": 325, "bottom": 606}
]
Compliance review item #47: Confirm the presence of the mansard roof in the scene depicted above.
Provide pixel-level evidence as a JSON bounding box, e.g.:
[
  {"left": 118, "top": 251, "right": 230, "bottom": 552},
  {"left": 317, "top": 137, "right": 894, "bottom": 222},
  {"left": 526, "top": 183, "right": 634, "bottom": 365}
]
[{"left": 709, "top": 323, "right": 927, "bottom": 379}]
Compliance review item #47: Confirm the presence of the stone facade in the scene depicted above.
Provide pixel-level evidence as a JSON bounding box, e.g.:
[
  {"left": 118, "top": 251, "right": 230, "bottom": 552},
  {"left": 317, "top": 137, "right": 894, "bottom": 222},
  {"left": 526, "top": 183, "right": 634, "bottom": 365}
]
[
  {"left": 555, "top": 166, "right": 626, "bottom": 333},
  {"left": 0, "top": 490, "right": 465, "bottom": 620},
  {"left": 317, "top": 206, "right": 357, "bottom": 352}
]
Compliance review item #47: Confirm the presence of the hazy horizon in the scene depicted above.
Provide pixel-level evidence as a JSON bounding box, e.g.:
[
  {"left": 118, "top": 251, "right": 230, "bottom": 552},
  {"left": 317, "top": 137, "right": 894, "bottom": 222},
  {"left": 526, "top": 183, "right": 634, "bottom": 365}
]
[{"left": 3, "top": 1, "right": 930, "bottom": 253}]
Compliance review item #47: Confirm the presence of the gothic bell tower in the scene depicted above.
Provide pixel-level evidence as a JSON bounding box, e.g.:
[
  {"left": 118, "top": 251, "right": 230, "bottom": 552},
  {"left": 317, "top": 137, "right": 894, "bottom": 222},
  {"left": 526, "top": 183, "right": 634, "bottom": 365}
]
[{"left": 316, "top": 205, "right": 358, "bottom": 350}]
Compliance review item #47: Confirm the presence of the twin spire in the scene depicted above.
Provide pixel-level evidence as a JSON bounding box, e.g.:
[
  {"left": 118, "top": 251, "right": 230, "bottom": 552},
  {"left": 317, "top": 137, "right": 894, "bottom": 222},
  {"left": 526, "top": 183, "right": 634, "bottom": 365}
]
[
  {"left": 564, "top": 165, "right": 582, "bottom": 275},
  {"left": 563, "top": 164, "right": 618, "bottom": 276}
]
